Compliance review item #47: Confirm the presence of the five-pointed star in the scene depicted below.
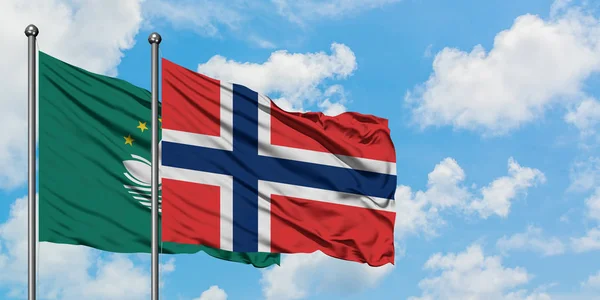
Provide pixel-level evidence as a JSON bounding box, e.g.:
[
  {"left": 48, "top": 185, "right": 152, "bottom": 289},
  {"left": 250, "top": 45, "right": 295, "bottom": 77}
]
[
  {"left": 124, "top": 135, "right": 134, "bottom": 146},
  {"left": 137, "top": 121, "right": 148, "bottom": 132}
]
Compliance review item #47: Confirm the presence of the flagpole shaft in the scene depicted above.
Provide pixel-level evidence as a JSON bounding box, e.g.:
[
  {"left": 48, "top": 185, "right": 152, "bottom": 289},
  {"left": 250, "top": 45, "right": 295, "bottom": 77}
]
[
  {"left": 149, "top": 32, "right": 162, "bottom": 300},
  {"left": 25, "top": 24, "right": 39, "bottom": 300}
]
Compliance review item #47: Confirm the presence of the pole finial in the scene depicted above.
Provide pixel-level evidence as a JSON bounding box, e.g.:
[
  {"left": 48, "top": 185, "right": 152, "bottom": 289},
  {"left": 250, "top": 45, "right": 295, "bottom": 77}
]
[
  {"left": 148, "top": 32, "right": 162, "bottom": 44},
  {"left": 24, "top": 24, "right": 39, "bottom": 37}
]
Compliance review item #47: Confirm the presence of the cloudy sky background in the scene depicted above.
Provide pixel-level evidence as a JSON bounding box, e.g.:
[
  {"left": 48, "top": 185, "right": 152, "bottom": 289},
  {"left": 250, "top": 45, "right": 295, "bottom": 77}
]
[{"left": 1, "top": 0, "right": 600, "bottom": 299}]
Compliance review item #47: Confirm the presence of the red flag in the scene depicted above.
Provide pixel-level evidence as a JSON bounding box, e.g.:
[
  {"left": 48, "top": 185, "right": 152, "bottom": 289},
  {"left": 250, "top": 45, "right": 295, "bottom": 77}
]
[{"left": 160, "top": 58, "right": 397, "bottom": 266}]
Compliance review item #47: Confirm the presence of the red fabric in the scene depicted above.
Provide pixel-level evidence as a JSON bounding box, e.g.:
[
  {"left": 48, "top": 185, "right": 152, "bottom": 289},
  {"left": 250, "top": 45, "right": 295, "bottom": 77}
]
[
  {"left": 270, "top": 195, "right": 396, "bottom": 266},
  {"left": 162, "top": 178, "right": 221, "bottom": 249},
  {"left": 161, "top": 59, "right": 396, "bottom": 267},
  {"left": 271, "top": 102, "right": 396, "bottom": 162},
  {"left": 162, "top": 58, "right": 221, "bottom": 136}
]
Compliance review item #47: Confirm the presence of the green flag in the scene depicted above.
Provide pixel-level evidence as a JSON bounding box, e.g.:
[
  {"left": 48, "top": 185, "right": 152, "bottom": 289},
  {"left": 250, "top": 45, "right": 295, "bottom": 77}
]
[{"left": 38, "top": 51, "right": 280, "bottom": 268}]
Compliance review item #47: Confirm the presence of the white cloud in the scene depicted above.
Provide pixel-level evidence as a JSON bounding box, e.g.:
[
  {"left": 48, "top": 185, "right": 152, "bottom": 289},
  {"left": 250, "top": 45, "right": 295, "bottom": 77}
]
[
  {"left": 550, "top": 0, "right": 574, "bottom": 17},
  {"left": 273, "top": 84, "right": 348, "bottom": 116},
  {"left": 317, "top": 85, "right": 348, "bottom": 116},
  {"left": 272, "top": 98, "right": 305, "bottom": 113},
  {"left": 565, "top": 98, "right": 600, "bottom": 137},
  {"left": 395, "top": 157, "right": 545, "bottom": 239},
  {"left": 260, "top": 252, "right": 393, "bottom": 300},
  {"left": 0, "top": 195, "right": 174, "bottom": 299},
  {"left": 582, "top": 271, "right": 600, "bottom": 289},
  {"left": 571, "top": 228, "right": 600, "bottom": 253},
  {"left": 424, "top": 44, "right": 434, "bottom": 58},
  {"left": 143, "top": 0, "right": 244, "bottom": 37},
  {"left": 405, "top": 4, "right": 600, "bottom": 135},
  {"left": 394, "top": 185, "right": 444, "bottom": 240},
  {"left": 194, "top": 285, "right": 228, "bottom": 300},
  {"left": 394, "top": 158, "right": 467, "bottom": 239},
  {"left": 272, "top": 0, "right": 400, "bottom": 24},
  {"left": 143, "top": 0, "right": 396, "bottom": 45},
  {"left": 469, "top": 158, "right": 546, "bottom": 218},
  {"left": 63, "top": 255, "right": 150, "bottom": 300},
  {"left": 248, "top": 35, "right": 277, "bottom": 49},
  {"left": 0, "top": 0, "right": 144, "bottom": 189},
  {"left": 419, "top": 157, "right": 470, "bottom": 209},
  {"left": 585, "top": 188, "right": 600, "bottom": 222},
  {"left": 160, "top": 257, "right": 176, "bottom": 273},
  {"left": 409, "top": 244, "right": 549, "bottom": 300},
  {"left": 569, "top": 156, "right": 600, "bottom": 192},
  {"left": 197, "top": 43, "right": 357, "bottom": 113},
  {"left": 318, "top": 99, "right": 347, "bottom": 116},
  {"left": 504, "top": 290, "right": 553, "bottom": 300},
  {"left": 570, "top": 185, "right": 600, "bottom": 253},
  {"left": 496, "top": 226, "right": 566, "bottom": 256}
]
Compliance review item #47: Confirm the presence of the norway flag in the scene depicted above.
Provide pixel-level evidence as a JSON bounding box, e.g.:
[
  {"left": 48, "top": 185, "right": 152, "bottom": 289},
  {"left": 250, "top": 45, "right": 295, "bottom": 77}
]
[{"left": 160, "top": 59, "right": 397, "bottom": 266}]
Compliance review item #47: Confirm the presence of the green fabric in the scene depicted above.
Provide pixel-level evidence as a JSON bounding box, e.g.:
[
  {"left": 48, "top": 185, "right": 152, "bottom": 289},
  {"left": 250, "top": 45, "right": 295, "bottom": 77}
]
[{"left": 38, "top": 51, "right": 279, "bottom": 268}]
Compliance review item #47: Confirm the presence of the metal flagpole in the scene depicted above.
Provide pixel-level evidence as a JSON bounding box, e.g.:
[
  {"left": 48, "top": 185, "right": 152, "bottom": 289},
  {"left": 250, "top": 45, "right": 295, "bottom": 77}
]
[
  {"left": 25, "top": 24, "right": 39, "bottom": 300},
  {"left": 148, "top": 32, "right": 162, "bottom": 300}
]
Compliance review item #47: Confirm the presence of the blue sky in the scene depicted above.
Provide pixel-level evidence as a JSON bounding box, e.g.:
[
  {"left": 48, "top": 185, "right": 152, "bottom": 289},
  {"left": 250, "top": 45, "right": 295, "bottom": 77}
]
[{"left": 1, "top": 0, "right": 600, "bottom": 299}]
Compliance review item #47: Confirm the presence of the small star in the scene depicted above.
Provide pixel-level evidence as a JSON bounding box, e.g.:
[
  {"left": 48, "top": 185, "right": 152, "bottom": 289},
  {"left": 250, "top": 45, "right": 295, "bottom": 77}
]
[
  {"left": 124, "top": 135, "right": 134, "bottom": 146},
  {"left": 137, "top": 121, "right": 148, "bottom": 132},
  {"left": 159, "top": 117, "right": 162, "bottom": 123}
]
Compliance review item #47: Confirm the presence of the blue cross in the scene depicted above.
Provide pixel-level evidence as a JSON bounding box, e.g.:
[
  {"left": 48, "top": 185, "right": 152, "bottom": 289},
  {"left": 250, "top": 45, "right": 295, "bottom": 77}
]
[{"left": 162, "top": 84, "right": 397, "bottom": 252}]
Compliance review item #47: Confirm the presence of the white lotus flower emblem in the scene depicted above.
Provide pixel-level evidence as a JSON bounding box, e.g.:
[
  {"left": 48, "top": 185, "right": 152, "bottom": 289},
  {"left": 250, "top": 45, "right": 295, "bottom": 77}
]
[{"left": 122, "top": 141, "right": 162, "bottom": 212}]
